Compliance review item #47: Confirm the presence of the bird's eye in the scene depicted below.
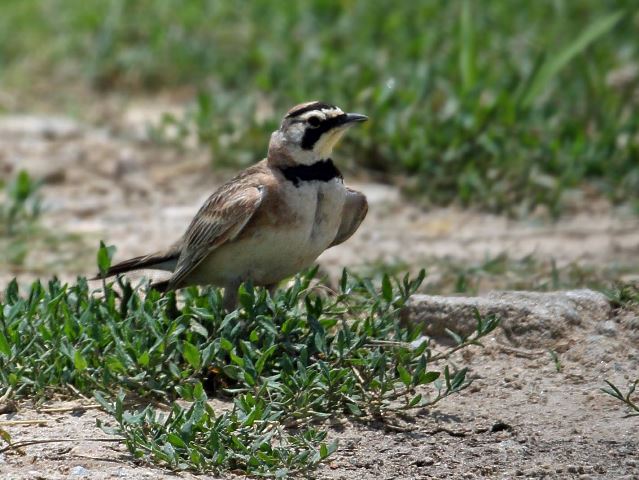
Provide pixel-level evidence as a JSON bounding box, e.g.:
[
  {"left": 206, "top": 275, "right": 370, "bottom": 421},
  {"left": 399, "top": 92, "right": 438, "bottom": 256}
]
[{"left": 307, "top": 116, "right": 321, "bottom": 127}]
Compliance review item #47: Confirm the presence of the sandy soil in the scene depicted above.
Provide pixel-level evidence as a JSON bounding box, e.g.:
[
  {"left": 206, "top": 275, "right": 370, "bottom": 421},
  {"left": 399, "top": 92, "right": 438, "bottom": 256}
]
[
  {"left": 0, "top": 102, "right": 638, "bottom": 479},
  {"left": 1, "top": 302, "right": 637, "bottom": 479}
]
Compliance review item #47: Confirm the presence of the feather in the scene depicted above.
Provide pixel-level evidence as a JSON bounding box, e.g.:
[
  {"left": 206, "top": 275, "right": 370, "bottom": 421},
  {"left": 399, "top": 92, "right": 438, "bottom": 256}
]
[{"left": 167, "top": 182, "right": 264, "bottom": 289}]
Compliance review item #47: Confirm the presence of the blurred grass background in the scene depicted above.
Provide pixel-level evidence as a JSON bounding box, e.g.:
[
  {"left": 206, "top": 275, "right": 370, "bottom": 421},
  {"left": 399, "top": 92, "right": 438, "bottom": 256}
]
[{"left": 1, "top": 0, "right": 638, "bottom": 215}]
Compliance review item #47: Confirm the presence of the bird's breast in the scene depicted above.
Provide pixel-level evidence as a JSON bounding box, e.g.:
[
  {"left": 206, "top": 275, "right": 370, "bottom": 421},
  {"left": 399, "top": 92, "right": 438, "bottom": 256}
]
[{"left": 283, "top": 178, "right": 347, "bottom": 246}]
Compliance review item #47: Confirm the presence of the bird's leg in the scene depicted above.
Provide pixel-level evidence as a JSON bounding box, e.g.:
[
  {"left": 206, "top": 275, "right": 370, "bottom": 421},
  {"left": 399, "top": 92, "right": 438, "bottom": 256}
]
[
  {"left": 265, "top": 283, "right": 279, "bottom": 300},
  {"left": 222, "top": 281, "right": 241, "bottom": 312}
]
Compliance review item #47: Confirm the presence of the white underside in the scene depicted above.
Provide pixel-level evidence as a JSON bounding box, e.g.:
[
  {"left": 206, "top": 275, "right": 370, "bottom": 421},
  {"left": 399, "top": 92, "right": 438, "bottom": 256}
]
[{"left": 189, "top": 178, "right": 346, "bottom": 287}]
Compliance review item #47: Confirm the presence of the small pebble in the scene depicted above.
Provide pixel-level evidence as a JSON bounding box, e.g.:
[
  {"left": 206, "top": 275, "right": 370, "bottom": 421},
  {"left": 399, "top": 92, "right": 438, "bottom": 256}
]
[
  {"left": 594, "top": 464, "right": 606, "bottom": 474},
  {"left": 413, "top": 457, "right": 434, "bottom": 467},
  {"left": 597, "top": 320, "right": 617, "bottom": 337},
  {"left": 70, "top": 465, "right": 90, "bottom": 477}
]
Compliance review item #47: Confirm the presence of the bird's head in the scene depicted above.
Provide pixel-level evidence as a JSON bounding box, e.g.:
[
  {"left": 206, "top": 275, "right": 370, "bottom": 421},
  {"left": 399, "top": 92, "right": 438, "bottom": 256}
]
[{"left": 268, "top": 101, "right": 367, "bottom": 166}]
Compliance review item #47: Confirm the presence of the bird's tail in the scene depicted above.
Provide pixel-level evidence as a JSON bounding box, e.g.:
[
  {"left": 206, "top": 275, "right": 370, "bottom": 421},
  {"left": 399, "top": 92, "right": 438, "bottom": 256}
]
[{"left": 91, "top": 248, "right": 180, "bottom": 281}]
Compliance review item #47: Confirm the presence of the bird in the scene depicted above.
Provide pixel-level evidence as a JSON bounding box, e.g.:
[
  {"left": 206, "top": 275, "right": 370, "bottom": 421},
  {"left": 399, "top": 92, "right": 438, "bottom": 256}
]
[{"left": 98, "top": 101, "right": 368, "bottom": 310}]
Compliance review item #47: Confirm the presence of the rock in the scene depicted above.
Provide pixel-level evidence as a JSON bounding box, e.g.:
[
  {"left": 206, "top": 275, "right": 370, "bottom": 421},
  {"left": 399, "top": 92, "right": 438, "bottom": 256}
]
[
  {"left": 402, "top": 289, "right": 611, "bottom": 348},
  {"left": 69, "top": 465, "right": 90, "bottom": 477},
  {"left": 490, "top": 421, "right": 513, "bottom": 433},
  {"left": 413, "top": 456, "right": 435, "bottom": 467},
  {"left": 596, "top": 320, "right": 618, "bottom": 337}
]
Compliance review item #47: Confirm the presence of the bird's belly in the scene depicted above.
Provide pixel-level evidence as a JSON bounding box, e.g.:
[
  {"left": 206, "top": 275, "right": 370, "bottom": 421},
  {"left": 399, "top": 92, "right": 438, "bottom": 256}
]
[{"left": 191, "top": 180, "right": 346, "bottom": 286}]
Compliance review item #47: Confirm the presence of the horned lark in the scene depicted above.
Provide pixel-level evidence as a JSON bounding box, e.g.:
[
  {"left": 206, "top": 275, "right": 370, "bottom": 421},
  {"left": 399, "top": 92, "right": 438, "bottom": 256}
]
[{"left": 100, "top": 101, "right": 368, "bottom": 309}]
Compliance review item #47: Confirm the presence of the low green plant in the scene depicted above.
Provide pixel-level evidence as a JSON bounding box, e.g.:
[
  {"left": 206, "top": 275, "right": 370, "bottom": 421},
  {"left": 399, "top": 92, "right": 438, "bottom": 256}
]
[
  {"left": 0, "top": 170, "right": 97, "bottom": 276},
  {"left": 0, "top": 170, "right": 42, "bottom": 266},
  {"left": 95, "top": 386, "right": 336, "bottom": 476},
  {"left": 601, "top": 285, "right": 638, "bottom": 418},
  {"left": 364, "top": 254, "right": 639, "bottom": 296},
  {"left": 548, "top": 350, "right": 562, "bottom": 373},
  {"left": 0, "top": 170, "right": 41, "bottom": 232},
  {"left": 606, "top": 283, "right": 639, "bottom": 311},
  {"left": 0, "top": 260, "right": 498, "bottom": 475},
  {"left": 602, "top": 380, "right": 639, "bottom": 417}
]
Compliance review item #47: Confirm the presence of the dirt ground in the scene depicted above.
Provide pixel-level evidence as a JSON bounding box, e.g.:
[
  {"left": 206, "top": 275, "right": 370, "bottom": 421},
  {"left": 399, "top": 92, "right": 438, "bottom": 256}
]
[{"left": 0, "top": 99, "right": 638, "bottom": 479}]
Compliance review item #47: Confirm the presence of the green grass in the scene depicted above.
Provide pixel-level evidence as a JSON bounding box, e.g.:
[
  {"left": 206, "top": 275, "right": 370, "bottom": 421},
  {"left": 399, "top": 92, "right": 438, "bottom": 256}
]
[
  {"left": 601, "top": 283, "right": 638, "bottom": 418},
  {"left": 0, "top": 171, "right": 42, "bottom": 267},
  {"left": 1, "top": 1, "right": 638, "bottom": 214},
  {"left": 0, "top": 266, "right": 498, "bottom": 475},
  {"left": 606, "top": 281, "right": 639, "bottom": 310},
  {"left": 363, "top": 253, "right": 639, "bottom": 297},
  {"left": 602, "top": 379, "right": 639, "bottom": 417},
  {"left": 0, "top": 171, "right": 92, "bottom": 274}
]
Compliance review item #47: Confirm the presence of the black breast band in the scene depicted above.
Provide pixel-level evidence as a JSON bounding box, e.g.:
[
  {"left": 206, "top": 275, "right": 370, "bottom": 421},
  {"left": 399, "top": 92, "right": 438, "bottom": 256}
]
[{"left": 279, "top": 159, "right": 343, "bottom": 187}]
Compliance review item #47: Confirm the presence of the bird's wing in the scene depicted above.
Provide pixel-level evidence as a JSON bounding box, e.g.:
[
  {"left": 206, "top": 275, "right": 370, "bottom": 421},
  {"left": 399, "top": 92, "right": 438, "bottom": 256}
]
[
  {"left": 330, "top": 187, "right": 368, "bottom": 247},
  {"left": 167, "top": 183, "right": 264, "bottom": 289}
]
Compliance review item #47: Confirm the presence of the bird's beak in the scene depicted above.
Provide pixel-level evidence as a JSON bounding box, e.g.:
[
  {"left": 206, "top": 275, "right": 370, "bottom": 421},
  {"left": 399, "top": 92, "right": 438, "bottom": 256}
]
[
  {"left": 344, "top": 113, "right": 368, "bottom": 124},
  {"left": 314, "top": 112, "right": 367, "bottom": 156}
]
